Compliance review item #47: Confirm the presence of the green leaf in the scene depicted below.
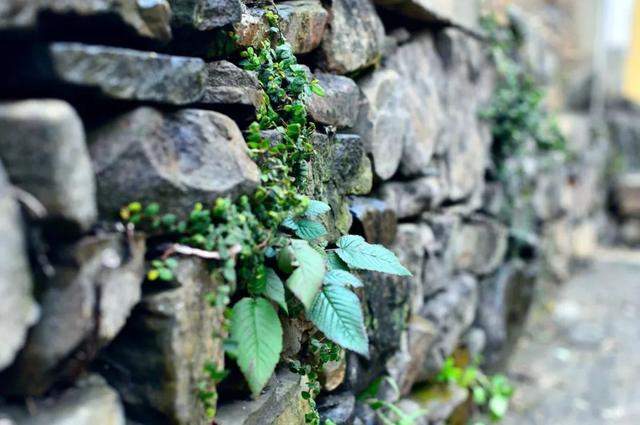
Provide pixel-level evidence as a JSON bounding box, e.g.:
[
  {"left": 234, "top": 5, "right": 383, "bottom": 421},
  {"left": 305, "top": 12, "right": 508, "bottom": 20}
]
[
  {"left": 281, "top": 216, "right": 298, "bottom": 231},
  {"left": 294, "top": 219, "right": 327, "bottom": 240},
  {"left": 324, "top": 270, "right": 363, "bottom": 288},
  {"left": 489, "top": 395, "right": 509, "bottom": 419},
  {"left": 284, "top": 240, "right": 325, "bottom": 309},
  {"left": 305, "top": 200, "right": 331, "bottom": 217},
  {"left": 307, "top": 283, "right": 369, "bottom": 357},
  {"left": 327, "top": 252, "right": 349, "bottom": 271},
  {"left": 231, "top": 297, "right": 283, "bottom": 397},
  {"left": 336, "top": 235, "right": 411, "bottom": 276},
  {"left": 264, "top": 268, "right": 288, "bottom": 313}
]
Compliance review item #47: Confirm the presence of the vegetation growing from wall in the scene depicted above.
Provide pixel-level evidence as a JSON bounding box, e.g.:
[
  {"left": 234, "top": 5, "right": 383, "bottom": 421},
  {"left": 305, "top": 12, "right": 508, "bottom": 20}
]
[
  {"left": 120, "top": 8, "right": 409, "bottom": 421},
  {"left": 481, "top": 14, "right": 567, "bottom": 249}
]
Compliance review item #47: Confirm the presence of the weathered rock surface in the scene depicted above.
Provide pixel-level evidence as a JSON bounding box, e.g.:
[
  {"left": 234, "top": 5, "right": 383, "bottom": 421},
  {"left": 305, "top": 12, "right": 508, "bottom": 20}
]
[
  {"left": 318, "top": 392, "right": 356, "bottom": 425},
  {"left": 0, "top": 99, "right": 97, "bottom": 230},
  {"left": 0, "top": 375, "right": 125, "bottom": 425},
  {"left": 216, "top": 370, "right": 309, "bottom": 425},
  {"left": 379, "top": 176, "right": 447, "bottom": 219},
  {"left": 449, "top": 215, "right": 508, "bottom": 276},
  {"left": 100, "top": 258, "right": 226, "bottom": 425},
  {"left": 476, "top": 261, "right": 536, "bottom": 371},
  {"left": 386, "top": 315, "right": 437, "bottom": 396},
  {"left": 90, "top": 107, "right": 259, "bottom": 217},
  {"left": 234, "top": 0, "right": 328, "bottom": 54},
  {"left": 349, "top": 197, "right": 397, "bottom": 245},
  {"left": 16, "top": 43, "right": 206, "bottom": 105},
  {"left": 306, "top": 73, "right": 360, "bottom": 128},
  {"left": 331, "top": 134, "right": 373, "bottom": 196},
  {"left": 355, "top": 69, "right": 407, "bottom": 180},
  {"left": 0, "top": 0, "right": 172, "bottom": 41},
  {"left": 614, "top": 173, "right": 640, "bottom": 218},
  {"left": 170, "top": 0, "right": 242, "bottom": 31},
  {"left": 373, "top": 0, "right": 482, "bottom": 32},
  {"left": 0, "top": 163, "right": 39, "bottom": 371},
  {"left": 200, "top": 60, "right": 263, "bottom": 111},
  {"left": 1, "top": 233, "right": 145, "bottom": 396},
  {"left": 319, "top": 0, "right": 386, "bottom": 73},
  {"left": 420, "top": 273, "right": 478, "bottom": 378},
  {"left": 396, "top": 383, "right": 468, "bottom": 425}
]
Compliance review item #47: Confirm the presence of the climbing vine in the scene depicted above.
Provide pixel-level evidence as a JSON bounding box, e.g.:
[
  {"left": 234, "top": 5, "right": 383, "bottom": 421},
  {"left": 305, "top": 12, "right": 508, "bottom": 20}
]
[{"left": 120, "top": 7, "right": 409, "bottom": 421}]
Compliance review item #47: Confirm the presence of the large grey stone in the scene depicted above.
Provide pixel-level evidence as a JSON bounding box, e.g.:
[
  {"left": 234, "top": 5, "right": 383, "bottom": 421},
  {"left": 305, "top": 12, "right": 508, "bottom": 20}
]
[
  {"left": 306, "top": 73, "right": 360, "bottom": 128},
  {"left": 476, "top": 261, "right": 536, "bottom": 372},
  {"left": 234, "top": 0, "right": 328, "bottom": 54},
  {"left": 200, "top": 60, "right": 263, "bottom": 111},
  {"left": 99, "top": 258, "right": 226, "bottom": 425},
  {"left": 0, "top": 0, "right": 172, "bottom": 41},
  {"left": 0, "top": 99, "right": 97, "bottom": 230},
  {"left": 355, "top": 69, "right": 407, "bottom": 180},
  {"left": 396, "top": 383, "right": 468, "bottom": 425},
  {"left": 90, "top": 107, "right": 259, "bottom": 217},
  {"left": 449, "top": 215, "right": 508, "bottom": 276},
  {"left": 318, "top": 392, "right": 356, "bottom": 425},
  {"left": 216, "top": 370, "right": 309, "bottom": 425},
  {"left": 349, "top": 197, "right": 397, "bottom": 246},
  {"left": 385, "top": 33, "right": 444, "bottom": 177},
  {"left": 0, "top": 234, "right": 145, "bottom": 396},
  {"left": 379, "top": 175, "right": 447, "bottom": 219},
  {"left": 319, "top": 0, "right": 385, "bottom": 74},
  {"left": 420, "top": 273, "right": 478, "bottom": 378},
  {"left": 170, "top": 0, "right": 242, "bottom": 30},
  {"left": 373, "top": 0, "right": 482, "bottom": 32},
  {"left": 615, "top": 173, "right": 640, "bottom": 218},
  {"left": 0, "top": 164, "right": 39, "bottom": 371},
  {"left": 0, "top": 375, "right": 125, "bottom": 425},
  {"left": 20, "top": 43, "right": 206, "bottom": 105}
]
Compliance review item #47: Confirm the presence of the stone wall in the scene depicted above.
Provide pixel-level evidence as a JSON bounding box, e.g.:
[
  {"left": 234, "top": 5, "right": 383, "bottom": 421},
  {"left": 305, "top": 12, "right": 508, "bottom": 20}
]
[{"left": 0, "top": 1, "right": 608, "bottom": 424}]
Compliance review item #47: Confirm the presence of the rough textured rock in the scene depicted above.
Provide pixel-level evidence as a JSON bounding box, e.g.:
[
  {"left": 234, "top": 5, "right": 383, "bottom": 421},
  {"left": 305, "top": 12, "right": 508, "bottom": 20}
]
[
  {"left": 386, "top": 315, "right": 437, "bottom": 396},
  {"left": 0, "top": 375, "right": 125, "bottom": 425},
  {"left": 200, "top": 60, "right": 263, "bottom": 111},
  {"left": 420, "top": 273, "right": 478, "bottom": 378},
  {"left": 306, "top": 73, "right": 360, "bottom": 128},
  {"left": 349, "top": 197, "right": 397, "bottom": 246},
  {"left": 449, "top": 215, "right": 508, "bottom": 276},
  {"left": 614, "top": 173, "right": 640, "bottom": 218},
  {"left": 99, "top": 258, "right": 226, "bottom": 425},
  {"left": 396, "top": 383, "right": 468, "bottom": 425},
  {"left": 0, "top": 164, "right": 39, "bottom": 371},
  {"left": 318, "top": 392, "right": 356, "bottom": 425},
  {"left": 0, "top": 0, "right": 172, "bottom": 41},
  {"left": 0, "top": 99, "right": 97, "bottom": 230},
  {"left": 234, "top": 0, "right": 328, "bottom": 54},
  {"left": 319, "top": 0, "right": 386, "bottom": 73},
  {"left": 15, "top": 43, "right": 206, "bottom": 105},
  {"left": 170, "top": 0, "right": 242, "bottom": 30},
  {"left": 331, "top": 134, "right": 373, "bottom": 196},
  {"left": 379, "top": 176, "right": 447, "bottom": 219},
  {"left": 476, "top": 261, "right": 536, "bottom": 372},
  {"left": 386, "top": 33, "right": 444, "bottom": 177},
  {"left": 90, "top": 107, "right": 259, "bottom": 217},
  {"left": 355, "top": 69, "right": 407, "bottom": 180},
  {"left": 373, "top": 0, "right": 482, "bottom": 32},
  {"left": 216, "top": 370, "right": 309, "bottom": 425},
  {"left": 1, "top": 233, "right": 145, "bottom": 396}
]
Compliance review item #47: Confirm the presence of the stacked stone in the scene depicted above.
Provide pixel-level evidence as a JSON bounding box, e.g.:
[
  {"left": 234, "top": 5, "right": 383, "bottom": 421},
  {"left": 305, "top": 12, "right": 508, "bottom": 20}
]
[{"left": 0, "top": 1, "right": 609, "bottom": 425}]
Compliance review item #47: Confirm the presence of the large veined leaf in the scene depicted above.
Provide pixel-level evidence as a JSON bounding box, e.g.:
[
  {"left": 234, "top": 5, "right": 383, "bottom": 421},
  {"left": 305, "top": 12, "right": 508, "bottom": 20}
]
[
  {"left": 281, "top": 239, "right": 325, "bottom": 309},
  {"left": 305, "top": 200, "right": 331, "bottom": 217},
  {"left": 231, "top": 297, "right": 283, "bottom": 397},
  {"left": 324, "top": 269, "right": 363, "bottom": 288},
  {"left": 294, "top": 219, "right": 327, "bottom": 240},
  {"left": 264, "top": 268, "right": 288, "bottom": 313},
  {"left": 327, "top": 251, "right": 349, "bottom": 271},
  {"left": 307, "top": 283, "right": 369, "bottom": 357},
  {"left": 336, "top": 235, "right": 411, "bottom": 276}
]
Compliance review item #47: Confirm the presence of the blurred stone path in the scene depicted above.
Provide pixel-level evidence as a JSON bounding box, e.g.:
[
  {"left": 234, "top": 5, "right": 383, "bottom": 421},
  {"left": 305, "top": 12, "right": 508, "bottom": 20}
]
[{"left": 503, "top": 248, "right": 640, "bottom": 425}]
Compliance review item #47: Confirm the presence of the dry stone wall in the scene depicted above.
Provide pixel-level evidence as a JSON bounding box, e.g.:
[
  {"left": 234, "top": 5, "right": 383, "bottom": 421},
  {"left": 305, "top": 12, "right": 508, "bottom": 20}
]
[{"left": 0, "top": 1, "right": 607, "bottom": 424}]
